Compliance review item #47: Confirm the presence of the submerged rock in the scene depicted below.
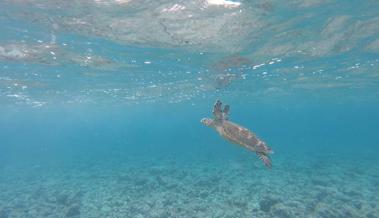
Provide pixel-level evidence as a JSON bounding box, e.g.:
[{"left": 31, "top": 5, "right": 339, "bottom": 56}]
[
  {"left": 259, "top": 195, "right": 281, "bottom": 212},
  {"left": 272, "top": 208, "right": 290, "bottom": 218},
  {"left": 57, "top": 193, "right": 69, "bottom": 206},
  {"left": 66, "top": 205, "right": 81, "bottom": 217}
]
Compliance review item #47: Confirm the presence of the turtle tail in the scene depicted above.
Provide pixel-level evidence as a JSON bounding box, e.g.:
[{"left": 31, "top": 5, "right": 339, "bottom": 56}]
[{"left": 256, "top": 152, "right": 272, "bottom": 169}]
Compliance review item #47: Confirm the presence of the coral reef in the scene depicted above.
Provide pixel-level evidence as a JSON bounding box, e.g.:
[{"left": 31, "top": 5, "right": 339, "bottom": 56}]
[{"left": 0, "top": 154, "right": 378, "bottom": 218}]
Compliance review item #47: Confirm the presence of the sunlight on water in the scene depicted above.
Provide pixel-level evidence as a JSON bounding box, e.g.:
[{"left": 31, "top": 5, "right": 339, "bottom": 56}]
[{"left": 1, "top": 0, "right": 378, "bottom": 106}]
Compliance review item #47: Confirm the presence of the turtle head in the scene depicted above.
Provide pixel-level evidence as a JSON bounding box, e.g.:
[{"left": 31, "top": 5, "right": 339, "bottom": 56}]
[{"left": 201, "top": 118, "right": 215, "bottom": 127}]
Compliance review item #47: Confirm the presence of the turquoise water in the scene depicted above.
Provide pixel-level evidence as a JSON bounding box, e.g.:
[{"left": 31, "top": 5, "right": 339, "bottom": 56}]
[{"left": 1, "top": 0, "right": 379, "bottom": 217}]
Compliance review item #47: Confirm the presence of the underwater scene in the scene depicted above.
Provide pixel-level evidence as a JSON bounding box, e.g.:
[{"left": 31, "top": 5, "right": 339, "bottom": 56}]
[{"left": 1, "top": 0, "right": 379, "bottom": 217}]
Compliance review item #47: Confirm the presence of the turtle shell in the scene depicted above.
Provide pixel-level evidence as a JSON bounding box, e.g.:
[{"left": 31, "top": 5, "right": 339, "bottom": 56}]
[{"left": 221, "top": 120, "right": 260, "bottom": 150}]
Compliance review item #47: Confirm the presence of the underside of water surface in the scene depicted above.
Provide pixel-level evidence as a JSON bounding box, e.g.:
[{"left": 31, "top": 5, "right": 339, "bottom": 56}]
[{"left": 0, "top": 1, "right": 379, "bottom": 218}]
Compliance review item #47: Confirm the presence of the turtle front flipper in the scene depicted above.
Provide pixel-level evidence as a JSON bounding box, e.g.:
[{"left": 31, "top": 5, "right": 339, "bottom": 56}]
[
  {"left": 256, "top": 152, "right": 272, "bottom": 168},
  {"left": 213, "top": 100, "right": 223, "bottom": 120},
  {"left": 223, "top": 105, "right": 230, "bottom": 120}
]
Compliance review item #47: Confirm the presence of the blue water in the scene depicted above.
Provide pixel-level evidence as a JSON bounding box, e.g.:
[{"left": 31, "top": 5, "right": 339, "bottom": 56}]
[{"left": 1, "top": 1, "right": 379, "bottom": 217}]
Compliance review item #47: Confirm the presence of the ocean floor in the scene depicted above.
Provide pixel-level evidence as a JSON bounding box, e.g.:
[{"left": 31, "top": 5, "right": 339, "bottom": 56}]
[{"left": 0, "top": 152, "right": 378, "bottom": 218}]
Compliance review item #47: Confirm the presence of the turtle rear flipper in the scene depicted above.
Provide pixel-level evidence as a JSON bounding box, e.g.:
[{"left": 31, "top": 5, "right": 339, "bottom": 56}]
[{"left": 256, "top": 152, "right": 272, "bottom": 168}]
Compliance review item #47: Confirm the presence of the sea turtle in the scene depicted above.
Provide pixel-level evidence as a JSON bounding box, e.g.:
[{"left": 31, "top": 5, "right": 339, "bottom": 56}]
[{"left": 201, "top": 100, "right": 273, "bottom": 168}]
